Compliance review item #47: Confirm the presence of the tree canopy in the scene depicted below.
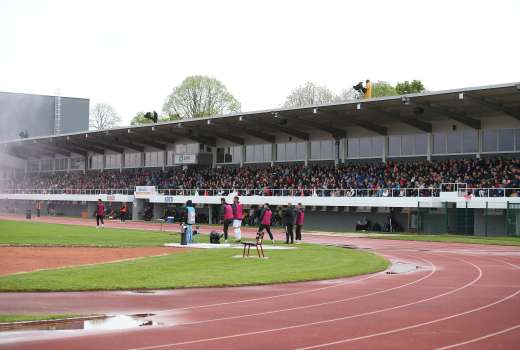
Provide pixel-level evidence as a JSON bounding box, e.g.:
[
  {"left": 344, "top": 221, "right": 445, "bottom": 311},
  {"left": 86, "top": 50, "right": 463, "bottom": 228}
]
[
  {"left": 162, "top": 75, "right": 241, "bottom": 119},
  {"left": 283, "top": 82, "right": 337, "bottom": 108},
  {"left": 89, "top": 103, "right": 121, "bottom": 130},
  {"left": 395, "top": 80, "right": 426, "bottom": 95},
  {"left": 370, "top": 81, "right": 397, "bottom": 98}
]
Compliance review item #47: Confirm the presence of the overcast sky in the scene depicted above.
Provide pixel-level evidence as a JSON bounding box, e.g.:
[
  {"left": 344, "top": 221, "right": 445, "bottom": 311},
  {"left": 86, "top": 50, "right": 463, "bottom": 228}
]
[{"left": 1, "top": 0, "right": 519, "bottom": 125}]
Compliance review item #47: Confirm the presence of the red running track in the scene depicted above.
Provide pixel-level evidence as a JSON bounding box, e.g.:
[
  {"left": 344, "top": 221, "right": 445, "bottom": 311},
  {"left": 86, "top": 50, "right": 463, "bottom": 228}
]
[{"left": 0, "top": 215, "right": 519, "bottom": 349}]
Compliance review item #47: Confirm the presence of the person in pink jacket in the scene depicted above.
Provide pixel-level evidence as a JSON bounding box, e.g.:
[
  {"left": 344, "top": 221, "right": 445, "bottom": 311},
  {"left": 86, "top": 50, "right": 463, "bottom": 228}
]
[
  {"left": 221, "top": 198, "right": 234, "bottom": 243},
  {"left": 258, "top": 203, "right": 274, "bottom": 243}
]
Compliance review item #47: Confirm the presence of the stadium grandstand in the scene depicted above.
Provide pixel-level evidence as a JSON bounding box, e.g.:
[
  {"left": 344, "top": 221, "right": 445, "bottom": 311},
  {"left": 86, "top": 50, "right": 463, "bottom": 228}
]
[{"left": 1, "top": 82, "right": 519, "bottom": 235}]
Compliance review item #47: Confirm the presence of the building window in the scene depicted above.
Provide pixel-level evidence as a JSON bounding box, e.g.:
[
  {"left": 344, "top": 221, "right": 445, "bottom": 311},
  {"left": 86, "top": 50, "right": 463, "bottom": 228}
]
[
  {"left": 498, "top": 129, "right": 514, "bottom": 152},
  {"left": 482, "top": 129, "right": 498, "bottom": 152}
]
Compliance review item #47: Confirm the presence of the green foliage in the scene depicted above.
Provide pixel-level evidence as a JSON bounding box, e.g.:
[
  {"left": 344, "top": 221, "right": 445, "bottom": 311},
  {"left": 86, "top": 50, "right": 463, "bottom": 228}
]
[
  {"left": 283, "top": 82, "right": 337, "bottom": 107},
  {"left": 371, "top": 81, "right": 397, "bottom": 98},
  {"left": 162, "top": 75, "right": 241, "bottom": 119},
  {"left": 395, "top": 80, "right": 426, "bottom": 95}
]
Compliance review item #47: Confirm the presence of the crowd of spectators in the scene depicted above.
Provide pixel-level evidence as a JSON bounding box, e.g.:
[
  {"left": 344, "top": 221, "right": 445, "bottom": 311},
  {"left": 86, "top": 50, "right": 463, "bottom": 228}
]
[{"left": 3, "top": 157, "right": 519, "bottom": 197}]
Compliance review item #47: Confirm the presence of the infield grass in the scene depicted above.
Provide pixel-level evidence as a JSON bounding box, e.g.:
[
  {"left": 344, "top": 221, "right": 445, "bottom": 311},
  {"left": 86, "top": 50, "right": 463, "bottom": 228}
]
[
  {"left": 0, "top": 220, "right": 389, "bottom": 292},
  {"left": 366, "top": 234, "right": 520, "bottom": 246},
  {"left": 0, "top": 314, "right": 78, "bottom": 323},
  {"left": 0, "top": 220, "right": 173, "bottom": 247}
]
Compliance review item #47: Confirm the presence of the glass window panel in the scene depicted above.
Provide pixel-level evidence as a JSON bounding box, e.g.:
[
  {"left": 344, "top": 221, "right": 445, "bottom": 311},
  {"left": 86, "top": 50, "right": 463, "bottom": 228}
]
[
  {"left": 187, "top": 143, "right": 198, "bottom": 154},
  {"left": 516, "top": 129, "right": 520, "bottom": 151},
  {"left": 433, "top": 133, "right": 446, "bottom": 154},
  {"left": 245, "top": 145, "right": 254, "bottom": 162},
  {"left": 320, "top": 140, "right": 333, "bottom": 159},
  {"left": 498, "top": 129, "right": 514, "bottom": 151},
  {"left": 415, "top": 134, "right": 427, "bottom": 154},
  {"left": 296, "top": 142, "right": 305, "bottom": 160},
  {"left": 263, "top": 144, "right": 272, "bottom": 162},
  {"left": 175, "top": 144, "right": 187, "bottom": 154},
  {"left": 254, "top": 144, "right": 263, "bottom": 162},
  {"left": 359, "top": 138, "right": 372, "bottom": 157},
  {"left": 482, "top": 129, "right": 498, "bottom": 152},
  {"left": 348, "top": 138, "right": 359, "bottom": 158},
  {"left": 372, "top": 137, "right": 383, "bottom": 156},
  {"left": 310, "top": 141, "right": 321, "bottom": 159},
  {"left": 447, "top": 132, "right": 461, "bottom": 153},
  {"left": 286, "top": 143, "right": 297, "bottom": 160},
  {"left": 462, "top": 130, "right": 477, "bottom": 153},
  {"left": 402, "top": 135, "right": 414, "bottom": 155},
  {"left": 276, "top": 143, "right": 285, "bottom": 161},
  {"left": 388, "top": 135, "right": 401, "bottom": 156}
]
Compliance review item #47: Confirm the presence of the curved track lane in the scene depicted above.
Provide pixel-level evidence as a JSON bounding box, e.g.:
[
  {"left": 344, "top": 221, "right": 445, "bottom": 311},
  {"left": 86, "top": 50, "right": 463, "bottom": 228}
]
[{"left": 0, "top": 217, "right": 519, "bottom": 349}]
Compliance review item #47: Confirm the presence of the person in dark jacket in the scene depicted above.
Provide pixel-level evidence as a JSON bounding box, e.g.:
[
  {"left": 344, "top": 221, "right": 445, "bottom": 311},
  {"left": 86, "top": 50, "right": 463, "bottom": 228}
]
[
  {"left": 283, "top": 203, "right": 295, "bottom": 244},
  {"left": 295, "top": 203, "right": 305, "bottom": 242},
  {"left": 221, "top": 198, "right": 234, "bottom": 243},
  {"left": 95, "top": 199, "right": 105, "bottom": 228}
]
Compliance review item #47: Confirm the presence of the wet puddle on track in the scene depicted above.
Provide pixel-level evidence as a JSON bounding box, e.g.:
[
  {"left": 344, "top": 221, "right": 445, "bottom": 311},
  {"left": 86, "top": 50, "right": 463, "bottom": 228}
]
[{"left": 0, "top": 313, "right": 162, "bottom": 334}]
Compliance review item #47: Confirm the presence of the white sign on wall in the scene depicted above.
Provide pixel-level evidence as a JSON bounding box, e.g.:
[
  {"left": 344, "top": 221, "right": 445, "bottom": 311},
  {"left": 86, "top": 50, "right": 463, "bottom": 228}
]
[
  {"left": 174, "top": 154, "right": 197, "bottom": 164},
  {"left": 134, "top": 186, "right": 157, "bottom": 198}
]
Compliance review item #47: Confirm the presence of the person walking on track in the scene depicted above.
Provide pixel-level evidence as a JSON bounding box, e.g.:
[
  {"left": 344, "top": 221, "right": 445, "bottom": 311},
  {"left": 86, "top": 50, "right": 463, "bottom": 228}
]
[
  {"left": 95, "top": 199, "right": 105, "bottom": 228},
  {"left": 295, "top": 203, "right": 305, "bottom": 242},
  {"left": 232, "top": 196, "right": 243, "bottom": 242},
  {"left": 221, "top": 198, "right": 233, "bottom": 243},
  {"left": 258, "top": 203, "right": 275, "bottom": 244},
  {"left": 35, "top": 201, "right": 41, "bottom": 218},
  {"left": 119, "top": 203, "right": 127, "bottom": 223}
]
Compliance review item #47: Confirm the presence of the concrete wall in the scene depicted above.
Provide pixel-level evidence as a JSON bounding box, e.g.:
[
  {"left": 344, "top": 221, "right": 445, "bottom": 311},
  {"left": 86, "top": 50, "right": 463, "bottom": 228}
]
[{"left": 0, "top": 92, "right": 89, "bottom": 141}]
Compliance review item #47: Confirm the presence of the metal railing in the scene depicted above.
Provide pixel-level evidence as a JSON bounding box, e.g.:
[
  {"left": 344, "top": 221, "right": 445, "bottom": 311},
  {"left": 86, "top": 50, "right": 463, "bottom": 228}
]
[
  {"left": 0, "top": 188, "right": 134, "bottom": 195},
  {"left": 1, "top": 187, "right": 519, "bottom": 198}
]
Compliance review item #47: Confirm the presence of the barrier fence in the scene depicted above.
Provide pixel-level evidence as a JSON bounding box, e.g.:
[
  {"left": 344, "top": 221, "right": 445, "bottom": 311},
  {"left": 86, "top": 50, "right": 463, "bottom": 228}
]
[{"left": 1, "top": 187, "right": 519, "bottom": 198}]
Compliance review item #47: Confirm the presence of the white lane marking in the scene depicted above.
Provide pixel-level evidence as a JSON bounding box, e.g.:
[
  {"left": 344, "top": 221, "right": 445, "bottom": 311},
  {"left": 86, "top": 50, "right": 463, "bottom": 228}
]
[
  {"left": 435, "top": 324, "right": 520, "bottom": 350},
  {"left": 298, "top": 290, "right": 520, "bottom": 350},
  {"left": 160, "top": 272, "right": 381, "bottom": 312},
  {"left": 161, "top": 255, "right": 434, "bottom": 326},
  {"left": 127, "top": 257, "right": 482, "bottom": 350}
]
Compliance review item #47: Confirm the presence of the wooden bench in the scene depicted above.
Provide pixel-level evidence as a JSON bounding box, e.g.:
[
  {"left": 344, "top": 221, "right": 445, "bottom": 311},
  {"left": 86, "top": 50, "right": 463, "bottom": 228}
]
[{"left": 242, "top": 232, "right": 265, "bottom": 258}]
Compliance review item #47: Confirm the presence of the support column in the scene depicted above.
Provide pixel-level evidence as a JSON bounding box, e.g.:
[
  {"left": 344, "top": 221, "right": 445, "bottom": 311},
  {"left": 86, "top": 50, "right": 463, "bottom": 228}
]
[
  {"left": 211, "top": 147, "right": 217, "bottom": 168},
  {"left": 304, "top": 141, "right": 310, "bottom": 166},
  {"left": 162, "top": 151, "right": 167, "bottom": 171},
  {"left": 334, "top": 139, "right": 340, "bottom": 166},
  {"left": 208, "top": 204, "right": 213, "bottom": 224},
  {"left": 476, "top": 129, "right": 482, "bottom": 159},
  {"left": 426, "top": 133, "right": 432, "bottom": 161},
  {"left": 382, "top": 136, "right": 387, "bottom": 163},
  {"left": 271, "top": 143, "right": 276, "bottom": 166},
  {"left": 239, "top": 145, "right": 245, "bottom": 167},
  {"left": 132, "top": 198, "right": 145, "bottom": 221},
  {"left": 120, "top": 153, "right": 124, "bottom": 173}
]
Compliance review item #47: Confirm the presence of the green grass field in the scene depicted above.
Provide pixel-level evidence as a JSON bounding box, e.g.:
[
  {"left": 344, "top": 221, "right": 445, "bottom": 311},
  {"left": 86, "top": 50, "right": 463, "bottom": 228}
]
[
  {"left": 0, "top": 220, "right": 389, "bottom": 292},
  {"left": 0, "top": 314, "right": 78, "bottom": 323},
  {"left": 366, "top": 233, "right": 520, "bottom": 246},
  {"left": 0, "top": 220, "right": 173, "bottom": 247}
]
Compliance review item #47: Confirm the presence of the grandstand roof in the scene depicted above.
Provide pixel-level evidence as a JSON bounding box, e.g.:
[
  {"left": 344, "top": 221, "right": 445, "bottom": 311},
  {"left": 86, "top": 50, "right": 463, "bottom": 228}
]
[{"left": 2, "top": 82, "right": 519, "bottom": 159}]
